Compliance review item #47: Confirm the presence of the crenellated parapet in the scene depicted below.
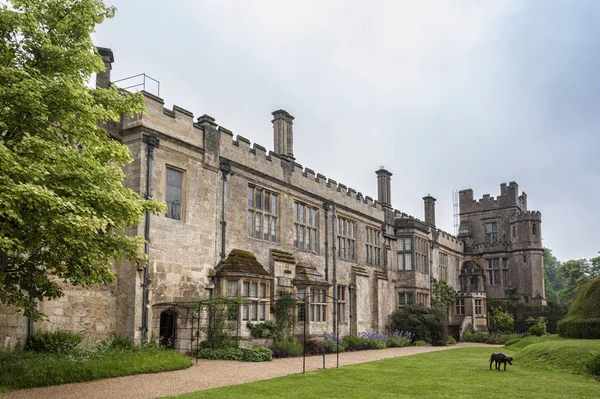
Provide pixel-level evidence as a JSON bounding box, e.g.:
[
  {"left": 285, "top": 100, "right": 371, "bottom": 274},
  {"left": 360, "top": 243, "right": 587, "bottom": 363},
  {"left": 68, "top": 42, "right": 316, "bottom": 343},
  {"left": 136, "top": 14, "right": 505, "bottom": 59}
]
[
  {"left": 459, "top": 182, "right": 528, "bottom": 215},
  {"left": 509, "top": 210, "right": 542, "bottom": 223}
]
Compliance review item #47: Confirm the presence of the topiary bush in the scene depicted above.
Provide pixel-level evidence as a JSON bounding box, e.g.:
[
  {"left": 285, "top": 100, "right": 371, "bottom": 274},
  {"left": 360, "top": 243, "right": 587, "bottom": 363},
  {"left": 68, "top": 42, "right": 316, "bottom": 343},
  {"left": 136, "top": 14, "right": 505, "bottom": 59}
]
[
  {"left": 26, "top": 330, "right": 83, "bottom": 354},
  {"left": 558, "top": 278, "right": 600, "bottom": 339},
  {"left": 195, "top": 347, "right": 243, "bottom": 360},
  {"left": 388, "top": 306, "right": 448, "bottom": 346},
  {"left": 413, "top": 340, "right": 428, "bottom": 346}
]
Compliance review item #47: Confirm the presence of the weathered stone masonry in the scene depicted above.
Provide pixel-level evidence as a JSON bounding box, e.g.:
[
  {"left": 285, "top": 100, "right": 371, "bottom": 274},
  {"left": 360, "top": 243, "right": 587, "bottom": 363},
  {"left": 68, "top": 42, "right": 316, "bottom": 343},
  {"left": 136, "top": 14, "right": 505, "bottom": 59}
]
[{"left": 0, "top": 49, "right": 546, "bottom": 350}]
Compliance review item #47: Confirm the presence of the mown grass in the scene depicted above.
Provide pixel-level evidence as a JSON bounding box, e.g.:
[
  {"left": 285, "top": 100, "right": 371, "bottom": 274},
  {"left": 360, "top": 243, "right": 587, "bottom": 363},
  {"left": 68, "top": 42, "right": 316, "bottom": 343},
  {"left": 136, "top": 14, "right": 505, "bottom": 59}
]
[
  {"left": 168, "top": 337, "right": 600, "bottom": 399},
  {"left": 0, "top": 347, "right": 192, "bottom": 392},
  {"left": 507, "top": 335, "right": 600, "bottom": 374}
]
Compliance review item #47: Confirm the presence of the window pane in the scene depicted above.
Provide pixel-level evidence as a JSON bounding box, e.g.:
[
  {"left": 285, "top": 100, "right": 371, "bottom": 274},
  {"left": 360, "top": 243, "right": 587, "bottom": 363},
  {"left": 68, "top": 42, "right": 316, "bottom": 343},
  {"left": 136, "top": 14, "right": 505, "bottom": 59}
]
[
  {"left": 264, "top": 192, "right": 270, "bottom": 212},
  {"left": 294, "top": 225, "right": 298, "bottom": 247},
  {"left": 271, "top": 195, "right": 277, "bottom": 214},
  {"left": 166, "top": 168, "right": 183, "bottom": 220},
  {"left": 398, "top": 253, "right": 404, "bottom": 270},
  {"left": 227, "top": 281, "right": 238, "bottom": 296},
  {"left": 264, "top": 215, "right": 270, "bottom": 240},
  {"left": 247, "top": 211, "right": 253, "bottom": 237},
  {"left": 293, "top": 203, "right": 298, "bottom": 221},
  {"left": 311, "top": 230, "right": 316, "bottom": 252},
  {"left": 312, "top": 209, "right": 317, "bottom": 227},
  {"left": 251, "top": 282, "right": 258, "bottom": 297},
  {"left": 260, "top": 283, "right": 266, "bottom": 298},
  {"left": 271, "top": 218, "right": 276, "bottom": 242},
  {"left": 405, "top": 238, "right": 411, "bottom": 251},
  {"left": 243, "top": 282, "right": 249, "bottom": 297},
  {"left": 251, "top": 302, "right": 258, "bottom": 320},
  {"left": 248, "top": 187, "right": 253, "bottom": 207},
  {"left": 299, "top": 226, "right": 304, "bottom": 249},
  {"left": 255, "top": 189, "right": 262, "bottom": 210},
  {"left": 255, "top": 213, "right": 261, "bottom": 238},
  {"left": 260, "top": 302, "right": 266, "bottom": 320},
  {"left": 299, "top": 204, "right": 304, "bottom": 223},
  {"left": 405, "top": 254, "right": 412, "bottom": 270}
]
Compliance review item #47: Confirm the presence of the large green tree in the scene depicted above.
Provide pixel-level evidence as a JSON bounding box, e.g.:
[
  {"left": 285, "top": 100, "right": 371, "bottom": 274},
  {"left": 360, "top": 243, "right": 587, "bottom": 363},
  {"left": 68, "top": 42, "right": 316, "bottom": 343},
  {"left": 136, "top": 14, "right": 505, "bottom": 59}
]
[
  {"left": 543, "top": 248, "right": 564, "bottom": 305},
  {"left": 558, "top": 257, "right": 600, "bottom": 305},
  {"left": 0, "top": 0, "right": 162, "bottom": 319}
]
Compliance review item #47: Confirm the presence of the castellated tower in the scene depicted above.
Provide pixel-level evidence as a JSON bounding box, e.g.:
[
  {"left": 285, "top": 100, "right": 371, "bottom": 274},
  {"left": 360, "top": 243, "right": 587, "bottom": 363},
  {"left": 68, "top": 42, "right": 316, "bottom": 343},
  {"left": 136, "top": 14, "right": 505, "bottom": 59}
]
[{"left": 458, "top": 182, "right": 545, "bottom": 305}]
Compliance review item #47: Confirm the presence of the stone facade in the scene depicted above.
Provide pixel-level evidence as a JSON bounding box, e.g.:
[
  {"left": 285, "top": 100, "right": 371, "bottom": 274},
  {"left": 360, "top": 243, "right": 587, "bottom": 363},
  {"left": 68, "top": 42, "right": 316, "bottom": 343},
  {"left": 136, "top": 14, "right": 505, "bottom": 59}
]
[{"left": 0, "top": 49, "right": 547, "bottom": 350}]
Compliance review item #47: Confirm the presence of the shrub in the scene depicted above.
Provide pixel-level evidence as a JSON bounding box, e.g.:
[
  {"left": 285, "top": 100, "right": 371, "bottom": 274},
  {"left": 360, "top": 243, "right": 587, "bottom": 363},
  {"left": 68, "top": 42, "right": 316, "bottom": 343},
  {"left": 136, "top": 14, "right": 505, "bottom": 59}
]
[
  {"left": 528, "top": 322, "right": 547, "bottom": 336},
  {"left": 270, "top": 340, "right": 303, "bottom": 358},
  {"left": 386, "top": 330, "right": 413, "bottom": 348},
  {"left": 388, "top": 306, "right": 448, "bottom": 346},
  {"left": 99, "top": 334, "right": 135, "bottom": 351},
  {"left": 324, "top": 332, "right": 347, "bottom": 353},
  {"left": 195, "top": 347, "right": 243, "bottom": 361},
  {"left": 26, "top": 330, "right": 83, "bottom": 354},
  {"left": 490, "top": 307, "right": 515, "bottom": 333},
  {"left": 304, "top": 339, "right": 323, "bottom": 356},
  {"left": 461, "top": 332, "right": 520, "bottom": 345},
  {"left": 248, "top": 321, "right": 278, "bottom": 339},
  {"left": 447, "top": 336, "right": 457, "bottom": 345},
  {"left": 245, "top": 346, "right": 272, "bottom": 362},
  {"left": 586, "top": 354, "right": 600, "bottom": 376},
  {"left": 558, "top": 279, "right": 600, "bottom": 339},
  {"left": 413, "top": 340, "right": 428, "bottom": 346}
]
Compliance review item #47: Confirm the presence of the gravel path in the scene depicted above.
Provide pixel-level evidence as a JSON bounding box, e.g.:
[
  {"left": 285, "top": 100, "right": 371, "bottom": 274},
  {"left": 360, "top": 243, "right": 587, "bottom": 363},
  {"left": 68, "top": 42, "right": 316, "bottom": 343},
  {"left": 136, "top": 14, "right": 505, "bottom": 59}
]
[{"left": 1, "top": 343, "right": 500, "bottom": 399}]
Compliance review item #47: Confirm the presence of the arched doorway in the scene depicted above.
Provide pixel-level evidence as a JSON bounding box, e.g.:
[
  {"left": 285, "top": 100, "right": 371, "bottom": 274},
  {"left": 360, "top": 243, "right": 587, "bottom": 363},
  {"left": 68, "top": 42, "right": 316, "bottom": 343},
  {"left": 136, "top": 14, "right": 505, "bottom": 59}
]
[{"left": 159, "top": 309, "right": 177, "bottom": 349}]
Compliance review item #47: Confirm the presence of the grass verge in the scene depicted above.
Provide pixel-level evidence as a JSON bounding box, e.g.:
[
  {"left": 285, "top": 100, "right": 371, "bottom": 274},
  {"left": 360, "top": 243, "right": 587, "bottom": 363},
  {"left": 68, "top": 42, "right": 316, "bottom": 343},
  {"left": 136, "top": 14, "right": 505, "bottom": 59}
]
[
  {"left": 166, "top": 343, "right": 600, "bottom": 399},
  {"left": 0, "top": 347, "right": 192, "bottom": 392}
]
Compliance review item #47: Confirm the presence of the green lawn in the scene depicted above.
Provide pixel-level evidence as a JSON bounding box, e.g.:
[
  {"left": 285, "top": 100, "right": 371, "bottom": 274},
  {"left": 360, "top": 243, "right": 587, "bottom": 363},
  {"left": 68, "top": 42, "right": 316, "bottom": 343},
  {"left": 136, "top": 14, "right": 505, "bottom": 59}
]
[
  {"left": 0, "top": 347, "right": 192, "bottom": 392},
  {"left": 168, "top": 337, "right": 600, "bottom": 399}
]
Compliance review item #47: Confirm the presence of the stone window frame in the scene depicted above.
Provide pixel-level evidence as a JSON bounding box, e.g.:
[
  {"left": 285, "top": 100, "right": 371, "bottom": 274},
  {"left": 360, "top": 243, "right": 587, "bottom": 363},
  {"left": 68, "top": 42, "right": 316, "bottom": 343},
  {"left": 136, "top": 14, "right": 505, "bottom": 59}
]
[
  {"left": 226, "top": 280, "right": 239, "bottom": 321},
  {"left": 475, "top": 299, "right": 483, "bottom": 316},
  {"left": 398, "top": 291, "right": 414, "bottom": 307},
  {"left": 365, "top": 226, "right": 381, "bottom": 266},
  {"left": 397, "top": 237, "right": 413, "bottom": 271},
  {"left": 337, "top": 216, "right": 356, "bottom": 261},
  {"left": 532, "top": 222, "right": 538, "bottom": 236},
  {"left": 247, "top": 185, "right": 278, "bottom": 243},
  {"left": 241, "top": 280, "right": 268, "bottom": 322},
  {"left": 502, "top": 258, "right": 510, "bottom": 286},
  {"left": 456, "top": 299, "right": 465, "bottom": 315},
  {"left": 293, "top": 201, "right": 318, "bottom": 252},
  {"left": 486, "top": 258, "right": 500, "bottom": 285},
  {"left": 415, "top": 236, "right": 429, "bottom": 274},
  {"left": 416, "top": 292, "right": 429, "bottom": 306},
  {"left": 337, "top": 285, "right": 347, "bottom": 323},
  {"left": 165, "top": 166, "right": 185, "bottom": 221},
  {"left": 485, "top": 222, "right": 498, "bottom": 244},
  {"left": 439, "top": 252, "right": 449, "bottom": 282},
  {"left": 310, "top": 287, "right": 327, "bottom": 323}
]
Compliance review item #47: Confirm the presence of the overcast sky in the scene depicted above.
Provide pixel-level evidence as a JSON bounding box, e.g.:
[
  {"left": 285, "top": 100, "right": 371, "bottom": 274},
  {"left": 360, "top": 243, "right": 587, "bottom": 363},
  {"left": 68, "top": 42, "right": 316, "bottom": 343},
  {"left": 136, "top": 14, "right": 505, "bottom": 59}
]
[{"left": 93, "top": 0, "right": 600, "bottom": 262}]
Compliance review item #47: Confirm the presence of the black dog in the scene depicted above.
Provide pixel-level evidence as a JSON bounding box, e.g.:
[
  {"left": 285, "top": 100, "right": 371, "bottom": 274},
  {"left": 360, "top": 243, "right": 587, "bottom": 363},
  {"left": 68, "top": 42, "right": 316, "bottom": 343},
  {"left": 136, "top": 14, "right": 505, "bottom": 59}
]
[{"left": 489, "top": 352, "right": 513, "bottom": 371}]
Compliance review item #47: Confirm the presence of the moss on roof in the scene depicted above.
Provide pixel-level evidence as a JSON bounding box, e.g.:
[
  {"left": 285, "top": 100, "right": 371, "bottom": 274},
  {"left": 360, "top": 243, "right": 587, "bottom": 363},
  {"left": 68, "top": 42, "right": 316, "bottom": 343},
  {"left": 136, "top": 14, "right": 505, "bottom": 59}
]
[
  {"left": 215, "top": 249, "right": 269, "bottom": 276},
  {"left": 293, "top": 263, "right": 329, "bottom": 286},
  {"left": 271, "top": 249, "right": 296, "bottom": 264}
]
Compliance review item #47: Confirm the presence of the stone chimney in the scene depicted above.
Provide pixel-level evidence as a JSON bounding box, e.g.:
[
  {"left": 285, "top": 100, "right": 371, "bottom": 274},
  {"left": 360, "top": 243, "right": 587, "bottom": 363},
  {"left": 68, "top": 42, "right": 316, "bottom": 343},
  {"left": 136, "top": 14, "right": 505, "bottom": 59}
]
[
  {"left": 375, "top": 167, "right": 393, "bottom": 208},
  {"left": 272, "top": 110, "right": 294, "bottom": 159},
  {"left": 96, "top": 47, "right": 114, "bottom": 89},
  {"left": 423, "top": 194, "right": 436, "bottom": 227}
]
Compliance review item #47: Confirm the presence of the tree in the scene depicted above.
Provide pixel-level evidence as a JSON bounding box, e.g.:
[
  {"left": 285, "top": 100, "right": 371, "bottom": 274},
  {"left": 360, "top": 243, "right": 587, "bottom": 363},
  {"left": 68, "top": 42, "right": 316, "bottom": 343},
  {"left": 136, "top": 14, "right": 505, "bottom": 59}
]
[
  {"left": 431, "top": 278, "right": 457, "bottom": 312},
  {"left": 558, "top": 259, "right": 599, "bottom": 305},
  {"left": 0, "top": 0, "right": 163, "bottom": 319},
  {"left": 543, "top": 248, "right": 564, "bottom": 305}
]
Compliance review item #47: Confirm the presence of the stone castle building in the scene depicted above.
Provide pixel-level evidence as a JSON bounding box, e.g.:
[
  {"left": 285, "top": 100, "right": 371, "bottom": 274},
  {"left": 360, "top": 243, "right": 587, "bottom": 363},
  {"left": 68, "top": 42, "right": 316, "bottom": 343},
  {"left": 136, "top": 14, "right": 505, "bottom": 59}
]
[{"left": 0, "top": 49, "right": 546, "bottom": 350}]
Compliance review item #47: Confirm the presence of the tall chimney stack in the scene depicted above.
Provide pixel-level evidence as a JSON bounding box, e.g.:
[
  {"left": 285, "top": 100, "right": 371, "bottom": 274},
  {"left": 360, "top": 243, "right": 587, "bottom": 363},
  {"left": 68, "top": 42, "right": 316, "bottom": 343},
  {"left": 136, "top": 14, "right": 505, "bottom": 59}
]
[
  {"left": 375, "top": 167, "right": 393, "bottom": 208},
  {"left": 272, "top": 109, "right": 294, "bottom": 159},
  {"left": 96, "top": 47, "right": 114, "bottom": 89},
  {"left": 423, "top": 195, "right": 436, "bottom": 227}
]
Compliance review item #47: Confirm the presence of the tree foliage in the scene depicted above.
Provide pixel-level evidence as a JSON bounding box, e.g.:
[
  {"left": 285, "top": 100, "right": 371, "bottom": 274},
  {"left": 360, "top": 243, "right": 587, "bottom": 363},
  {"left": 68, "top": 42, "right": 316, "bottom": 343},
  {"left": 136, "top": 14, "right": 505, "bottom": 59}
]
[
  {"left": 0, "top": 0, "right": 163, "bottom": 318},
  {"left": 543, "top": 248, "right": 564, "bottom": 305},
  {"left": 431, "top": 278, "right": 456, "bottom": 312}
]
